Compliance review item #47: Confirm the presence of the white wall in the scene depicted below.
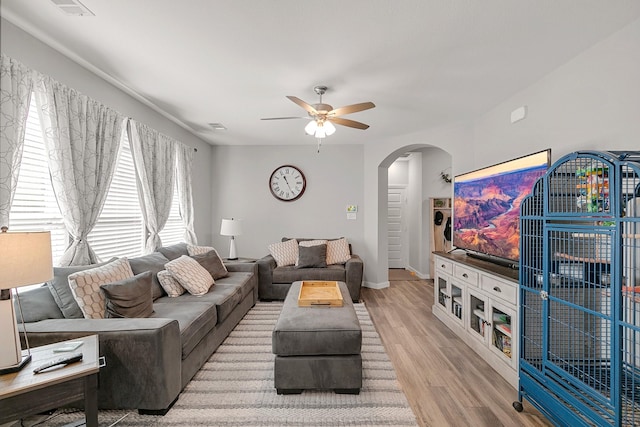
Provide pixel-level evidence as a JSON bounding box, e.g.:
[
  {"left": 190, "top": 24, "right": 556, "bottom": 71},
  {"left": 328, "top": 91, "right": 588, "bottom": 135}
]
[
  {"left": 209, "top": 144, "right": 364, "bottom": 260},
  {"left": 1, "top": 19, "right": 214, "bottom": 244},
  {"left": 363, "top": 17, "right": 640, "bottom": 287}
]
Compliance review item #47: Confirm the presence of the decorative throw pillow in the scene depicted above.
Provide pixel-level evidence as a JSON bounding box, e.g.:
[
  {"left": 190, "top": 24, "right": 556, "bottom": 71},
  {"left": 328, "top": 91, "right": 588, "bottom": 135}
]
[
  {"left": 187, "top": 244, "right": 215, "bottom": 256},
  {"left": 157, "top": 270, "right": 186, "bottom": 297},
  {"left": 296, "top": 240, "right": 328, "bottom": 266},
  {"left": 165, "top": 255, "right": 214, "bottom": 296},
  {"left": 47, "top": 257, "right": 118, "bottom": 319},
  {"left": 296, "top": 244, "right": 328, "bottom": 269},
  {"left": 128, "top": 252, "right": 170, "bottom": 300},
  {"left": 68, "top": 258, "right": 134, "bottom": 319},
  {"left": 191, "top": 250, "right": 229, "bottom": 280},
  {"left": 268, "top": 238, "right": 298, "bottom": 267},
  {"left": 327, "top": 238, "right": 352, "bottom": 265},
  {"left": 100, "top": 271, "right": 155, "bottom": 318}
]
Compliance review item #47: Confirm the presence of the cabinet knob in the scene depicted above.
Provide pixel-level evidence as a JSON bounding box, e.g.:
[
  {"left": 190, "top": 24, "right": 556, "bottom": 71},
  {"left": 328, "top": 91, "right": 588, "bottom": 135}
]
[
  {"left": 493, "top": 286, "right": 501, "bottom": 292},
  {"left": 462, "top": 273, "right": 468, "bottom": 278},
  {"left": 441, "top": 264, "right": 446, "bottom": 268}
]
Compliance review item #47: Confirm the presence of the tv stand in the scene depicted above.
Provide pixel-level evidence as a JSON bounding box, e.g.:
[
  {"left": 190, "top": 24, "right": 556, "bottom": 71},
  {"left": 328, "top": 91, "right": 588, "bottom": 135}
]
[
  {"left": 432, "top": 251, "right": 519, "bottom": 388},
  {"left": 465, "top": 252, "right": 518, "bottom": 270}
]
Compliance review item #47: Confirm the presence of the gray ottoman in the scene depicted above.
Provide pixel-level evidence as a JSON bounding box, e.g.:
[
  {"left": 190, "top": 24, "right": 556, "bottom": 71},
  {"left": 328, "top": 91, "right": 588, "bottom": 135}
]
[{"left": 272, "top": 281, "right": 362, "bottom": 394}]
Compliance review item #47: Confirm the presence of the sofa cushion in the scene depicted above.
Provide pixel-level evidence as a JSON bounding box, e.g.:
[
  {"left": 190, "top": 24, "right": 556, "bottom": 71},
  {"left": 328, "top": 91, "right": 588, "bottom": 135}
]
[
  {"left": 152, "top": 301, "right": 217, "bottom": 359},
  {"left": 128, "top": 252, "right": 170, "bottom": 300},
  {"left": 157, "top": 270, "right": 186, "bottom": 297},
  {"left": 215, "top": 272, "right": 255, "bottom": 301},
  {"left": 47, "top": 258, "right": 117, "bottom": 319},
  {"left": 268, "top": 238, "right": 298, "bottom": 267},
  {"left": 273, "top": 264, "right": 346, "bottom": 284},
  {"left": 165, "top": 256, "right": 214, "bottom": 296},
  {"left": 101, "top": 271, "right": 155, "bottom": 318},
  {"left": 68, "top": 258, "right": 134, "bottom": 319},
  {"left": 191, "top": 250, "right": 229, "bottom": 280},
  {"left": 157, "top": 242, "right": 189, "bottom": 261},
  {"left": 296, "top": 244, "right": 327, "bottom": 269},
  {"left": 327, "top": 238, "right": 351, "bottom": 265},
  {"left": 14, "top": 285, "right": 64, "bottom": 323}
]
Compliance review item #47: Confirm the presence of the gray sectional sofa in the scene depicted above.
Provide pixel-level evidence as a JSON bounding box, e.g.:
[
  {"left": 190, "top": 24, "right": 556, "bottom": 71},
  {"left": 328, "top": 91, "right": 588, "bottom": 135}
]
[
  {"left": 15, "top": 243, "right": 257, "bottom": 414},
  {"left": 257, "top": 237, "right": 363, "bottom": 302}
]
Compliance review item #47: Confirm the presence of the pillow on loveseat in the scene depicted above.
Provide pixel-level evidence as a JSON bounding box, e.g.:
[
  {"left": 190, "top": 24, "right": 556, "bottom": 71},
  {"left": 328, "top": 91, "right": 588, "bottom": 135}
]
[
  {"left": 296, "top": 243, "right": 328, "bottom": 269},
  {"left": 100, "top": 271, "right": 155, "bottom": 318},
  {"left": 268, "top": 238, "right": 298, "bottom": 267},
  {"left": 326, "top": 238, "right": 351, "bottom": 265}
]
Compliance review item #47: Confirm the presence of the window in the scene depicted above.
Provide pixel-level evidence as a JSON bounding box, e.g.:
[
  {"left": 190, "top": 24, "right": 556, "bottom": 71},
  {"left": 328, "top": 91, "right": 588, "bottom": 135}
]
[
  {"left": 9, "top": 96, "right": 67, "bottom": 266},
  {"left": 88, "top": 132, "right": 144, "bottom": 259},
  {"left": 10, "top": 94, "right": 185, "bottom": 266}
]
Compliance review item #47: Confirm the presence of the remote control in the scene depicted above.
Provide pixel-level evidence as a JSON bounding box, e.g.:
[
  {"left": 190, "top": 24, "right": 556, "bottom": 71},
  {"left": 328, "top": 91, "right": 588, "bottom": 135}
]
[{"left": 33, "top": 352, "right": 83, "bottom": 374}]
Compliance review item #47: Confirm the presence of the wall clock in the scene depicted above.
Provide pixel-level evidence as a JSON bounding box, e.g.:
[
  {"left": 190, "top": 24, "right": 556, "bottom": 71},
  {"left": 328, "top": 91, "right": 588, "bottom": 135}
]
[{"left": 269, "top": 165, "right": 306, "bottom": 201}]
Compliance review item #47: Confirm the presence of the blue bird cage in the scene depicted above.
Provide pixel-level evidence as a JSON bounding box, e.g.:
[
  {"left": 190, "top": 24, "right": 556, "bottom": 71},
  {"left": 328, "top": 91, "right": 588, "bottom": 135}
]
[{"left": 516, "top": 151, "right": 640, "bottom": 426}]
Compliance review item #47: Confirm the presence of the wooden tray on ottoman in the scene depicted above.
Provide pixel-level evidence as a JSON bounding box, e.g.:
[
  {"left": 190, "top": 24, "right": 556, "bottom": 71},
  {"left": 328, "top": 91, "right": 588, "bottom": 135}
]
[{"left": 298, "top": 281, "right": 343, "bottom": 307}]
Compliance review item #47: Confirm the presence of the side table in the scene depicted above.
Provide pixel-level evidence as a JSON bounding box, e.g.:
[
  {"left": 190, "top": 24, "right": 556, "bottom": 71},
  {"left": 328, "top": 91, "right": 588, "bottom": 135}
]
[{"left": 0, "top": 334, "right": 100, "bottom": 426}]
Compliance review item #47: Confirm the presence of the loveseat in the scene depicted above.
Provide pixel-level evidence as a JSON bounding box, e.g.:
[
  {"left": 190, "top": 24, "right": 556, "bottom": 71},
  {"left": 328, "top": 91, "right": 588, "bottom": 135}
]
[
  {"left": 257, "top": 237, "right": 363, "bottom": 302},
  {"left": 15, "top": 242, "right": 257, "bottom": 414}
]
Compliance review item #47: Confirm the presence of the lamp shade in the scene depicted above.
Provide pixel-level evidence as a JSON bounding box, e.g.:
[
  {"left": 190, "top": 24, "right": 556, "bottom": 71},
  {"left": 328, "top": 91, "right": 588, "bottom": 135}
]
[
  {"left": 220, "top": 218, "right": 243, "bottom": 237},
  {"left": 0, "top": 231, "right": 53, "bottom": 289}
]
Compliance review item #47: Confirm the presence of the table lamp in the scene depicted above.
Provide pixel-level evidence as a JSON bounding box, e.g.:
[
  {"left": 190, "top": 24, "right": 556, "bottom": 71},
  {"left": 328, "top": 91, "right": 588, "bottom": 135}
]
[
  {"left": 0, "top": 229, "right": 53, "bottom": 374},
  {"left": 220, "top": 218, "right": 242, "bottom": 260}
]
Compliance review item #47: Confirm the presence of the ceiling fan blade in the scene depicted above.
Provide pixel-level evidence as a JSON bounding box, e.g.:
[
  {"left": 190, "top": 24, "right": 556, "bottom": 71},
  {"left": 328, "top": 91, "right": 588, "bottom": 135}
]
[
  {"left": 286, "top": 96, "right": 318, "bottom": 115},
  {"left": 329, "top": 102, "right": 375, "bottom": 117},
  {"left": 329, "top": 117, "right": 370, "bottom": 130},
  {"left": 261, "top": 116, "right": 308, "bottom": 121}
]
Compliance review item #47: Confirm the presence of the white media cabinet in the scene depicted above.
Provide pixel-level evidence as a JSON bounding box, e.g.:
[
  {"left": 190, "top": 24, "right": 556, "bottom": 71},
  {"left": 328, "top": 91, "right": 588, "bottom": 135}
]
[{"left": 432, "top": 251, "right": 519, "bottom": 388}]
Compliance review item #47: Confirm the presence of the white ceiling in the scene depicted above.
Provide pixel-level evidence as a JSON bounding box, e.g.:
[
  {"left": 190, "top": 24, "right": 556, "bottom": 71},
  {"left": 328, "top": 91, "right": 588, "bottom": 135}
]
[{"left": 3, "top": 0, "right": 640, "bottom": 147}]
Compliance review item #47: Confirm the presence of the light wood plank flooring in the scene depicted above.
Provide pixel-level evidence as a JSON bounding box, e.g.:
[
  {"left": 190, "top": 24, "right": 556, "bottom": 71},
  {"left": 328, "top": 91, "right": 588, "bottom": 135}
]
[{"left": 361, "top": 273, "right": 552, "bottom": 427}]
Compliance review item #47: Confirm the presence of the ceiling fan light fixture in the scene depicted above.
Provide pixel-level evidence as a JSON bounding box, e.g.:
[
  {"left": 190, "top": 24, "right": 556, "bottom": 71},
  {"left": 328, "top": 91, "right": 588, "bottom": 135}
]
[
  {"left": 304, "top": 120, "right": 317, "bottom": 136},
  {"left": 323, "top": 120, "right": 336, "bottom": 136}
]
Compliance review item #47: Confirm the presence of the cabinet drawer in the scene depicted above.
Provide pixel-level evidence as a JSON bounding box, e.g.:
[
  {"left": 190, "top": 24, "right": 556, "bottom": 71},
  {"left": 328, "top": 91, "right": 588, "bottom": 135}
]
[
  {"left": 480, "top": 276, "right": 516, "bottom": 305},
  {"left": 454, "top": 264, "right": 479, "bottom": 286},
  {"left": 435, "top": 258, "right": 453, "bottom": 275}
]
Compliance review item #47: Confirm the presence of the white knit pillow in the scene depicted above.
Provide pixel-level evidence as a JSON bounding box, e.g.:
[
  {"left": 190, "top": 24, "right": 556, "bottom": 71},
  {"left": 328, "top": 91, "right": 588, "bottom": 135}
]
[
  {"left": 327, "top": 238, "right": 352, "bottom": 265},
  {"left": 157, "top": 270, "right": 186, "bottom": 297},
  {"left": 268, "top": 239, "right": 298, "bottom": 267},
  {"left": 187, "top": 244, "right": 215, "bottom": 256},
  {"left": 165, "top": 255, "right": 214, "bottom": 296},
  {"left": 68, "top": 258, "right": 134, "bottom": 319}
]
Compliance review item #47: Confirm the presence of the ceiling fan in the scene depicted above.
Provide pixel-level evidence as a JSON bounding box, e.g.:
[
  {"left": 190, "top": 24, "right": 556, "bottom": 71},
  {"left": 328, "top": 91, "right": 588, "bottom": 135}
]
[{"left": 261, "top": 85, "right": 375, "bottom": 139}]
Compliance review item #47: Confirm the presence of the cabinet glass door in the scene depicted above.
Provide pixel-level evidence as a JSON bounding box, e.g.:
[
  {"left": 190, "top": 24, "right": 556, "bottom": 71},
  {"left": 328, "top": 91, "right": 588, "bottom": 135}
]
[
  {"left": 468, "top": 291, "right": 488, "bottom": 342},
  {"left": 436, "top": 276, "right": 448, "bottom": 310},
  {"left": 451, "top": 283, "right": 463, "bottom": 322},
  {"left": 490, "top": 306, "right": 513, "bottom": 361}
]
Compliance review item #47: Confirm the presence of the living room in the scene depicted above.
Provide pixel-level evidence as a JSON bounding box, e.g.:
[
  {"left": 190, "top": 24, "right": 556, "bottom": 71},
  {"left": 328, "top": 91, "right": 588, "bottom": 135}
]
[{"left": 1, "top": 1, "right": 640, "bottom": 426}]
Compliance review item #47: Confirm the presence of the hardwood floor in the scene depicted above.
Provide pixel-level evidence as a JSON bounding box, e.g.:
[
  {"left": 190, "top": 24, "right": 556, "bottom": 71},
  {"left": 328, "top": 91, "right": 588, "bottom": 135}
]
[{"left": 361, "top": 274, "right": 552, "bottom": 427}]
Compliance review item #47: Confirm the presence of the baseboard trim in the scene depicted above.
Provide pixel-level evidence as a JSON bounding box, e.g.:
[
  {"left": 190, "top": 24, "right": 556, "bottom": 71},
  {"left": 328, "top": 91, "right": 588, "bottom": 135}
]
[
  {"left": 406, "top": 266, "right": 430, "bottom": 280},
  {"left": 363, "top": 281, "right": 390, "bottom": 289}
]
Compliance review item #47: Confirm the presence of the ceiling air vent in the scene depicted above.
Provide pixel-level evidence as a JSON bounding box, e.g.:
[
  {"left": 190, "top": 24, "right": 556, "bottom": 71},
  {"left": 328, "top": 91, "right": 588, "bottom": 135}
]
[
  {"left": 208, "top": 123, "right": 227, "bottom": 131},
  {"left": 50, "top": 0, "right": 95, "bottom": 16}
]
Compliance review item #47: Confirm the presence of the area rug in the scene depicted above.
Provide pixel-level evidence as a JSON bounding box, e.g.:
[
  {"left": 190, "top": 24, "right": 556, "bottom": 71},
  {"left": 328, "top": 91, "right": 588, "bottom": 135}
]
[{"left": 26, "top": 302, "right": 417, "bottom": 427}]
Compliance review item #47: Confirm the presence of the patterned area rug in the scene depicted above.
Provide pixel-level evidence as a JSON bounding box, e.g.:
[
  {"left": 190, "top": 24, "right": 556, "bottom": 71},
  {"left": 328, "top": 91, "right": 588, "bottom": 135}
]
[{"left": 23, "top": 302, "right": 417, "bottom": 427}]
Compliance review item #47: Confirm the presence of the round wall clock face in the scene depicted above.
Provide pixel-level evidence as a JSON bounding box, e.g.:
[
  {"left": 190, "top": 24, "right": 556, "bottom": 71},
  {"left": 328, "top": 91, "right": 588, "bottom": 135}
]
[{"left": 269, "top": 165, "right": 306, "bottom": 201}]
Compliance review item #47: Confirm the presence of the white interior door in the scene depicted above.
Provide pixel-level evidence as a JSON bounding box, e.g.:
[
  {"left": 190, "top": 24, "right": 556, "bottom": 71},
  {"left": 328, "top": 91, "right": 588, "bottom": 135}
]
[{"left": 388, "top": 188, "right": 407, "bottom": 268}]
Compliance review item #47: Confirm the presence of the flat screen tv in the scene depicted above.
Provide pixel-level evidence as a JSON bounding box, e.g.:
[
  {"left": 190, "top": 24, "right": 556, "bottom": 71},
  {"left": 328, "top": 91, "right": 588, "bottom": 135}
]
[{"left": 453, "top": 149, "right": 550, "bottom": 267}]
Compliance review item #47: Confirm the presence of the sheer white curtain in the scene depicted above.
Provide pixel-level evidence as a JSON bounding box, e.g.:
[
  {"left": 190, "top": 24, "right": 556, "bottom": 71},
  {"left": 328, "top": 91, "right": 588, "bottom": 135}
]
[
  {"left": 34, "top": 76, "right": 124, "bottom": 265},
  {"left": 128, "top": 119, "right": 176, "bottom": 253},
  {"left": 0, "top": 54, "right": 34, "bottom": 229},
  {"left": 176, "top": 143, "right": 197, "bottom": 244}
]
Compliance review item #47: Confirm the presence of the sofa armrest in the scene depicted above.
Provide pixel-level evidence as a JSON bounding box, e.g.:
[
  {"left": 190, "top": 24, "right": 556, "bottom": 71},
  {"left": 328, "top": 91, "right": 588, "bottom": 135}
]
[
  {"left": 344, "top": 255, "right": 364, "bottom": 302},
  {"left": 19, "top": 318, "right": 182, "bottom": 411},
  {"left": 257, "top": 255, "right": 277, "bottom": 299},
  {"left": 224, "top": 261, "right": 258, "bottom": 274}
]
